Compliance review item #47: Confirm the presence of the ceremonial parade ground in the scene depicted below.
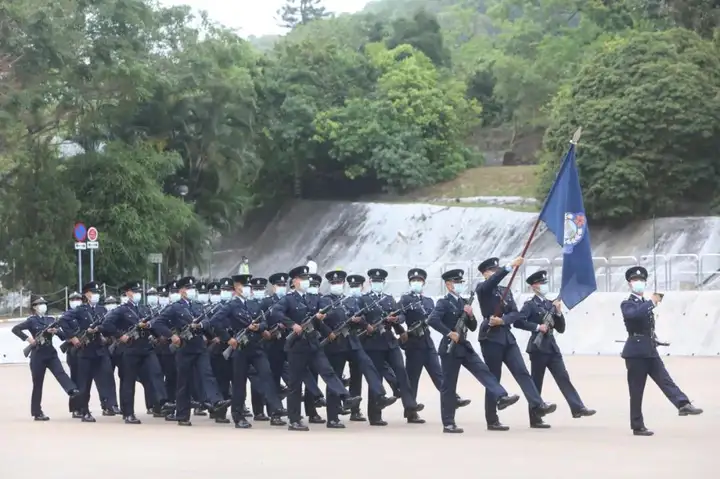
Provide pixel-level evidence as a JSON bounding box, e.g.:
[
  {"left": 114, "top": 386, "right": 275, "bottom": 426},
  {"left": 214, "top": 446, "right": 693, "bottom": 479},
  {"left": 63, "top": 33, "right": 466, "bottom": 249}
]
[{"left": 1, "top": 356, "right": 717, "bottom": 478}]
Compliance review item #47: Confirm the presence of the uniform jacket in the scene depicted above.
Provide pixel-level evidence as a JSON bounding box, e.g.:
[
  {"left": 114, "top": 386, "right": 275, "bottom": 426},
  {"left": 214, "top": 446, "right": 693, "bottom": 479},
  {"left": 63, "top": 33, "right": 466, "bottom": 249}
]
[
  {"left": 359, "top": 292, "right": 404, "bottom": 351},
  {"left": 476, "top": 268, "right": 522, "bottom": 345},
  {"left": 59, "top": 303, "right": 110, "bottom": 357},
  {"left": 270, "top": 290, "right": 332, "bottom": 353},
  {"left": 399, "top": 293, "right": 435, "bottom": 350},
  {"left": 321, "top": 294, "right": 367, "bottom": 354},
  {"left": 516, "top": 295, "right": 565, "bottom": 355},
  {"left": 212, "top": 297, "right": 267, "bottom": 354},
  {"left": 620, "top": 294, "right": 659, "bottom": 359},
  {"left": 153, "top": 299, "right": 217, "bottom": 354},
  {"left": 12, "top": 315, "right": 61, "bottom": 359},
  {"left": 428, "top": 293, "right": 477, "bottom": 358}
]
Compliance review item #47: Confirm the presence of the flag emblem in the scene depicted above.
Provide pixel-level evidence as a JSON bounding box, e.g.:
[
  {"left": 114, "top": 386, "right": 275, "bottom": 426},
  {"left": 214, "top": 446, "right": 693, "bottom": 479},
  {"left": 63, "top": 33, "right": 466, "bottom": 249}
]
[{"left": 563, "top": 212, "right": 586, "bottom": 254}]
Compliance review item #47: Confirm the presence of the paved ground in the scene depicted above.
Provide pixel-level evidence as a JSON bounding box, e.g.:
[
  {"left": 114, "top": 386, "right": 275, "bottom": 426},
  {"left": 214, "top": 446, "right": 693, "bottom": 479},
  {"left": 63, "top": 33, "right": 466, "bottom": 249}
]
[{"left": 0, "top": 356, "right": 717, "bottom": 478}]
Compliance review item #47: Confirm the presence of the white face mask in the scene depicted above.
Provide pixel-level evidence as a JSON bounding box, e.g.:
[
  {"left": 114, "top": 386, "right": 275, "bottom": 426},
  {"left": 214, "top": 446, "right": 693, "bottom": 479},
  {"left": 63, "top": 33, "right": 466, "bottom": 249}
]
[
  {"left": 146, "top": 295, "right": 159, "bottom": 306},
  {"left": 69, "top": 300, "right": 81, "bottom": 309},
  {"left": 197, "top": 293, "right": 209, "bottom": 303},
  {"left": 329, "top": 284, "right": 344, "bottom": 295},
  {"left": 409, "top": 281, "right": 423, "bottom": 293},
  {"left": 120, "top": 296, "right": 128, "bottom": 304},
  {"left": 370, "top": 282, "right": 384, "bottom": 293},
  {"left": 537, "top": 284, "right": 549, "bottom": 296},
  {"left": 133, "top": 293, "right": 142, "bottom": 303},
  {"left": 158, "top": 297, "right": 170, "bottom": 306},
  {"left": 220, "top": 290, "right": 233, "bottom": 300},
  {"left": 210, "top": 294, "right": 222, "bottom": 303},
  {"left": 453, "top": 282, "right": 467, "bottom": 295},
  {"left": 307, "top": 286, "right": 319, "bottom": 295},
  {"left": 631, "top": 281, "right": 646, "bottom": 294},
  {"left": 36, "top": 304, "right": 48, "bottom": 315},
  {"left": 186, "top": 288, "right": 197, "bottom": 300},
  {"left": 349, "top": 287, "right": 362, "bottom": 297},
  {"left": 89, "top": 293, "right": 100, "bottom": 305},
  {"left": 105, "top": 304, "right": 118, "bottom": 311},
  {"left": 241, "top": 286, "right": 251, "bottom": 297},
  {"left": 275, "top": 286, "right": 287, "bottom": 298},
  {"left": 252, "top": 289, "right": 265, "bottom": 300},
  {"left": 170, "top": 292, "right": 181, "bottom": 302},
  {"left": 298, "top": 279, "right": 310, "bottom": 291}
]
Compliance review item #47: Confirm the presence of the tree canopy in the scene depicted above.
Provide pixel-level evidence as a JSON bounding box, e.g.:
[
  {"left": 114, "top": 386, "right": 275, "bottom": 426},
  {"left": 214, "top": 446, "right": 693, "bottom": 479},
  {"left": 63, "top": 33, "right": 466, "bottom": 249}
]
[{"left": 0, "top": 0, "right": 719, "bottom": 291}]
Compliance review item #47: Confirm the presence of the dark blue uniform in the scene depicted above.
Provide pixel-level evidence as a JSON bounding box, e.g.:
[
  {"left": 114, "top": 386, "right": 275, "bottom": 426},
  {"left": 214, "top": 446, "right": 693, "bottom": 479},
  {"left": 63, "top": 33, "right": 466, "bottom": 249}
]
[
  {"left": 58, "top": 303, "right": 117, "bottom": 417},
  {"left": 621, "top": 294, "right": 690, "bottom": 430},
  {"left": 359, "top": 292, "right": 419, "bottom": 422},
  {"left": 399, "top": 293, "right": 443, "bottom": 397},
  {"left": 477, "top": 267, "right": 545, "bottom": 425},
  {"left": 12, "top": 315, "right": 77, "bottom": 417},
  {"left": 270, "top": 290, "right": 355, "bottom": 426},
  {"left": 203, "top": 301, "right": 232, "bottom": 420},
  {"left": 212, "top": 296, "right": 284, "bottom": 423},
  {"left": 517, "top": 295, "right": 586, "bottom": 424},
  {"left": 153, "top": 298, "right": 227, "bottom": 422},
  {"left": 429, "top": 293, "right": 508, "bottom": 428},
  {"left": 321, "top": 294, "right": 388, "bottom": 423},
  {"left": 103, "top": 300, "right": 167, "bottom": 419}
]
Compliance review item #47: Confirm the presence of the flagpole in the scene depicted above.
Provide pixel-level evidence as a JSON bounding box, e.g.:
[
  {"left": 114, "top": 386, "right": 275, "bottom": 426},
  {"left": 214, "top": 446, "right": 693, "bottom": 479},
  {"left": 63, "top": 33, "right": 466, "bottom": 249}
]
[{"left": 495, "top": 127, "right": 583, "bottom": 310}]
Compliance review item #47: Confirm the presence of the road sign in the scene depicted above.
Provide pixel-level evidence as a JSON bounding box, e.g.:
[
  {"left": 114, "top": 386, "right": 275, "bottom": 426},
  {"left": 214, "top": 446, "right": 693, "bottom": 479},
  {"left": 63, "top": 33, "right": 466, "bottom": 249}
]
[
  {"left": 74, "top": 242, "right": 87, "bottom": 250},
  {"left": 147, "top": 253, "right": 163, "bottom": 264},
  {"left": 73, "top": 223, "right": 87, "bottom": 242},
  {"left": 87, "top": 241, "right": 99, "bottom": 249},
  {"left": 87, "top": 227, "right": 98, "bottom": 242}
]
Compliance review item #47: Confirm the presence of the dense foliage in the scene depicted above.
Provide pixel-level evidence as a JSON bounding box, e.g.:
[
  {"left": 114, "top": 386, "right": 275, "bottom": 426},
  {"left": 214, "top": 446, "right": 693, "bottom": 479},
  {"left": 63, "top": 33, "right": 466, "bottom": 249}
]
[{"left": 0, "top": 0, "right": 718, "bottom": 289}]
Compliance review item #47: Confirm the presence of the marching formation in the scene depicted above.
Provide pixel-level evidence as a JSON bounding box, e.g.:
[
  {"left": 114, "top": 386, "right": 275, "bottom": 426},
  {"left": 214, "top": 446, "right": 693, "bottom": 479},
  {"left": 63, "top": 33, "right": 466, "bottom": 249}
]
[{"left": 12, "top": 257, "right": 704, "bottom": 435}]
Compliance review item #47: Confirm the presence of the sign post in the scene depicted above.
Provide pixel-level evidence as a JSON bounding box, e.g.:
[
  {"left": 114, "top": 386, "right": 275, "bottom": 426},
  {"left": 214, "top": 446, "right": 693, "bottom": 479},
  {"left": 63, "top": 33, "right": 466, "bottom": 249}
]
[
  {"left": 86, "top": 227, "right": 99, "bottom": 281},
  {"left": 73, "top": 223, "right": 87, "bottom": 291},
  {"left": 148, "top": 253, "right": 163, "bottom": 285}
]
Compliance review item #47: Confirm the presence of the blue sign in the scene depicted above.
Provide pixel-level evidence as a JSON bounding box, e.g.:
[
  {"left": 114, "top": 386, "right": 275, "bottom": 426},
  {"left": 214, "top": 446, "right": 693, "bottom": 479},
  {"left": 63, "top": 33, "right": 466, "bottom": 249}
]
[{"left": 73, "top": 222, "right": 87, "bottom": 242}]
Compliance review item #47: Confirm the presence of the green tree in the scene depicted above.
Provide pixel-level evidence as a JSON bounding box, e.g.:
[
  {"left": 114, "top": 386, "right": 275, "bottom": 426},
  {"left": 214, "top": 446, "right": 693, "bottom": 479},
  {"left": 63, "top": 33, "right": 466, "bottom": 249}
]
[
  {"left": 540, "top": 28, "right": 720, "bottom": 223},
  {"left": 278, "top": 0, "right": 331, "bottom": 29}
]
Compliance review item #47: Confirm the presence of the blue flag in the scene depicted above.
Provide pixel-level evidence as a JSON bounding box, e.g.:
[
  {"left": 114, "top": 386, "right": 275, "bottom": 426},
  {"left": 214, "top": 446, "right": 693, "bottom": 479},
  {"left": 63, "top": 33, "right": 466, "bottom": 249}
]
[{"left": 538, "top": 143, "right": 597, "bottom": 309}]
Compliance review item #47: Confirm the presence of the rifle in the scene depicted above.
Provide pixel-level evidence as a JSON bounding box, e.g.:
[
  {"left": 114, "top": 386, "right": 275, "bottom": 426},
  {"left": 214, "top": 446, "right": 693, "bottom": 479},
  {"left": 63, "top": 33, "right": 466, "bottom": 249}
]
[
  {"left": 285, "top": 297, "right": 344, "bottom": 344},
  {"left": 446, "top": 291, "right": 476, "bottom": 354},
  {"left": 356, "top": 299, "right": 422, "bottom": 339},
  {"left": 108, "top": 312, "right": 154, "bottom": 355},
  {"left": 59, "top": 309, "right": 110, "bottom": 353},
  {"left": 169, "top": 302, "right": 223, "bottom": 353},
  {"left": 403, "top": 300, "right": 431, "bottom": 339},
  {"left": 532, "top": 309, "right": 555, "bottom": 348},
  {"left": 23, "top": 318, "right": 61, "bottom": 358},
  {"left": 222, "top": 311, "right": 267, "bottom": 360},
  {"left": 319, "top": 295, "right": 384, "bottom": 347}
]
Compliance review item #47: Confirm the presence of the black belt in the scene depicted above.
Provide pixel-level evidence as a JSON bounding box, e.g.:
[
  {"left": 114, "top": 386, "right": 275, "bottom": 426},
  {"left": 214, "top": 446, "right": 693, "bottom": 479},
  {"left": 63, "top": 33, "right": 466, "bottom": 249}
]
[{"left": 631, "top": 333, "right": 649, "bottom": 337}]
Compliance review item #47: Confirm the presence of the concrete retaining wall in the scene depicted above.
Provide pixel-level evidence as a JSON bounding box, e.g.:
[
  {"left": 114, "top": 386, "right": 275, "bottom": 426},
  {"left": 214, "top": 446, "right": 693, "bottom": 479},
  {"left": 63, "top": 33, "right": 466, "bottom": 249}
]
[{"left": 1, "top": 292, "right": 718, "bottom": 365}]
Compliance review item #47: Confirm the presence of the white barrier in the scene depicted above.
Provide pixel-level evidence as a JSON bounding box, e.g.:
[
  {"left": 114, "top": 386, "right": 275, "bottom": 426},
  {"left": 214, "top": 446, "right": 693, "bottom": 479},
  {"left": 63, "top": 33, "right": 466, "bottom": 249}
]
[{"left": 2, "top": 292, "right": 719, "bottom": 365}]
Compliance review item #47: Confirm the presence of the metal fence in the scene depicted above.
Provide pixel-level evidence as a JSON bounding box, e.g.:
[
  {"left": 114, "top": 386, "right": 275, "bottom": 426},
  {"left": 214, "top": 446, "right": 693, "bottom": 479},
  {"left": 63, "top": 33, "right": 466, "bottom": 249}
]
[{"left": 1, "top": 253, "right": 718, "bottom": 317}]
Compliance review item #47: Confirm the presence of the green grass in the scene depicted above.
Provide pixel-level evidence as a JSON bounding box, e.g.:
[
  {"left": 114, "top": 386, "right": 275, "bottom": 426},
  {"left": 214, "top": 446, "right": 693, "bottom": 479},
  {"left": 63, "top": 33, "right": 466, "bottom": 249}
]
[{"left": 405, "top": 165, "right": 540, "bottom": 200}]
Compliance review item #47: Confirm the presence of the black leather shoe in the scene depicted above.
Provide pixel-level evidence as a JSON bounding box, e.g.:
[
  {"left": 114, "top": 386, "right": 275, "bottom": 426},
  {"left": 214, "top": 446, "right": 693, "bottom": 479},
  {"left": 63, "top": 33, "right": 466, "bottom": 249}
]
[
  {"left": 111, "top": 405, "right": 122, "bottom": 415},
  {"left": 124, "top": 415, "right": 141, "bottom": 425},
  {"left": 377, "top": 395, "right": 398, "bottom": 409},
  {"left": 534, "top": 402, "right": 557, "bottom": 417},
  {"left": 276, "top": 407, "right": 288, "bottom": 417},
  {"left": 212, "top": 399, "right": 232, "bottom": 411},
  {"left": 327, "top": 419, "right": 346, "bottom": 429},
  {"left": 72, "top": 411, "right": 83, "bottom": 419},
  {"left": 68, "top": 389, "right": 80, "bottom": 398},
  {"left": 243, "top": 406, "right": 253, "bottom": 418},
  {"left": 254, "top": 413, "right": 270, "bottom": 422},
  {"left": 456, "top": 396, "right": 471, "bottom": 408},
  {"left": 235, "top": 418, "right": 252, "bottom": 429},
  {"left": 270, "top": 416, "right": 287, "bottom": 426},
  {"left": 165, "top": 414, "right": 179, "bottom": 421},
  {"left": 350, "top": 411, "right": 366, "bottom": 422},
  {"left": 34, "top": 413, "right": 50, "bottom": 421},
  {"left": 314, "top": 396, "right": 327, "bottom": 408},
  {"left": 572, "top": 407, "right": 596, "bottom": 418},
  {"left": 487, "top": 422, "right": 509, "bottom": 431},
  {"left": 530, "top": 421, "right": 551, "bottom": 429},
  {"left": 343, "top": 396, "right": 362, "bottom": 410},
  {"left": 102, "top": 409, "right": 117, "bottom": 417},
  {"left": 153, "top": 411, "right": 166, "bottom": 418},
  {"left": 308, "top": 414, "right": 326, "bottom": 424},
  {"left": 146, "top": 409, "right": 153, "bottom": 415},
  {"left": 497, "top": 394, "right": 520, "bottom": 410},
  {"left": 407, "top": 413, "right": 426, "bottom": 424},
  {"left": 407, "top": 403, "right": 424, "bottom": 413},
  {"left": 633, "top": 427, "right": 654, "bottom": 436},
  {"left": 178, "top": 420, "right": 192, "bottom": 426},
  {"left": 193, "top": 408, "right": 207, "bottom": 416},
  {"left": 443, "top": 424, "right": 464, "bottom": 433},
  {"left": 82, "top": 413, "right": 96, "bottom": 423},
  {"left": 679, "top": 404, "right": 703, "bottom": 416},
  {"left": 370, "top": 419, "right": 388, "bottom": 426},
  {"left": 339, "top": 407, "right": 351, "bottom": 416},
  {"left": 215, "top": 417, "right": 231, "bottom": 424},
  {"left": 288, "top": 421, "right": 309, "bottom": 431}
]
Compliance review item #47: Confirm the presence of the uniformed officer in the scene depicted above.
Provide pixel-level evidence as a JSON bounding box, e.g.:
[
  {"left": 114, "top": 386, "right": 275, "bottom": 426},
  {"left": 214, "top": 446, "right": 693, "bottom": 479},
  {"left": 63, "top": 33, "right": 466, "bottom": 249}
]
[
  {"left": 66, "top": 291, "right": 83, "bottom": 418},
  {"left": 321, "top": 271, "right": 397, "bottom": 428},
  {"left": 214, "top": 275, "right": 287, "bottom": 428},
  {"left": 476, "top": 257, "right": 557, "bottom": 431},
  {"left": 141, "top": 286, "right": 160, "bottom": 414},
  {"left": 266, "top": 273, "right": 290, "bottom": 395},
  {"left": 59, "top": 281, "right": 118, "bottom": 422},
  {"left": 202, "top": 280, "right": 232, "bottom": 423},
  {"left": 428, "top": 269, "right": 520, "bottom": 433},
  {"left": 104, "top": 295, "right": 119, "bottom": 311},
  {"left": 152, "top": 284, "right": 176, "bottom": 406},
  {"left": 302, "top": 273, "right": 328, "bottom": 424},
  {"left": 96, "top": 294, "right": 122, "bottom": 416},
  {"left": 270, "top": 265, "right": 362, "bottom": 431},
  {"left": 12, "top": 296, "right": 79, "bottom": 420},
  {"left": 620, "top": 266, "right": 703, "bottom": 436},
  {"left": 399, "top": 268, "right": 471, "bottom": 424},
  {"left": 517, "top": 270, "right": 595, "bottom": 428},
  {"left": 360, "top": 268, "right": 423, "bottom": 425},
  {"left": 153, "top": 276, "right": 231, "bottom": 426},
  {"left": 197, "top": 281, "right": 210, "bottom": 304},
  {"left": 102, "top": 281, "right": 171, "bottom": 424}
]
